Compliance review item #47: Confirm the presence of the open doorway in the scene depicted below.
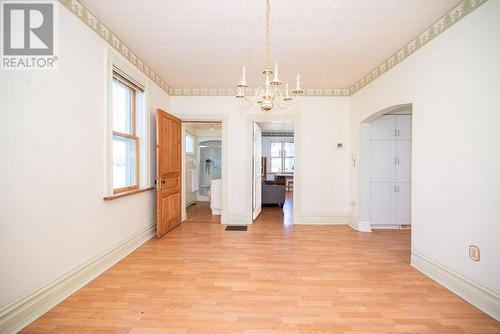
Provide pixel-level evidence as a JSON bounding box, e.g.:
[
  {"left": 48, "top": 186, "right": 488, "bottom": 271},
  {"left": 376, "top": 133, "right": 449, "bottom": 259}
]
[
  {"left": 358, "top": 104, "right": 412, "bottom": 231},
  {"left": 183, "top": 122, "right": 222, "bottom": 223},
  {"left": 252, "top": 121, "right": 294, "bottom": 225}
]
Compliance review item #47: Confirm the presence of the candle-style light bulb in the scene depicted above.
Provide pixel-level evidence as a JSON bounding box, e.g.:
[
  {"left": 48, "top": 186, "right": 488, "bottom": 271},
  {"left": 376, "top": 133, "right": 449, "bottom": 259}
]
[
  {"left": 239, "top": 65, "right": 247, "bottom": 87},
  {"left": 292, "top": 73, "right": 303, "bottom": 95},
  {"left": 272, "top": 61, "right": 281, "bottom": 85}
]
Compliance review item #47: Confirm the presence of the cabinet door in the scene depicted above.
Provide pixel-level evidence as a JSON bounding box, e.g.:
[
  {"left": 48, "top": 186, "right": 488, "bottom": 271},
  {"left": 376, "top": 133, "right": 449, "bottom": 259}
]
[
  {"left": 396, "top": 115, "right": 412, "bottom": 140},
  {"left": 396, "top": 140, "right": 412, "bottom": 183},
  {"left": 370, "top": 115, "right": 397, "bottom": 140},
  {"left": 370, "top": 183, "right": 396, "bottom": 225},
  {"left": 370, "top": 141, "right": 396, "bottom": 183},
  {"left": 395, "top": 183, "right": 411, "bottom": 225}
]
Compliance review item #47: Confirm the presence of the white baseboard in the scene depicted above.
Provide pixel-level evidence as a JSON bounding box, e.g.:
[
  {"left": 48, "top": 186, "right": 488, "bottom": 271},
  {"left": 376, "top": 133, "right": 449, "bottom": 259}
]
[
  {"left": 411, "top": 250, "right": 500, "bottom": 321},
  {"left": 349, "top": 220, "right": 372, "bottom": 232},
  {"left": 221, "top": 211, "right": 252, "bottom": 225},
  {"left": 0, "top": 223, "right": 156, "bottom": 334},
  {"left": 371, "top": 224, "right": 404, "bottom": 230},
  {"left": 297, "top": 213, "right": 350, "bottom": 225}
]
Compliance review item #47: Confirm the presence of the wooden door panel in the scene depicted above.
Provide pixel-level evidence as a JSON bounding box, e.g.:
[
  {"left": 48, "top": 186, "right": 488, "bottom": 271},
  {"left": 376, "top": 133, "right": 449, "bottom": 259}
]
[{"left": 156, "top": 109, "right": 181, "bottom": 238}]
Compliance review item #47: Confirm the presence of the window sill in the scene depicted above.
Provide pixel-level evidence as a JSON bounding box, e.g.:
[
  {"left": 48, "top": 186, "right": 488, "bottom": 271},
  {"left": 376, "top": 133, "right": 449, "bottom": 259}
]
[{"left": 103, "top": 187, "right": 154, "bottom": 201}]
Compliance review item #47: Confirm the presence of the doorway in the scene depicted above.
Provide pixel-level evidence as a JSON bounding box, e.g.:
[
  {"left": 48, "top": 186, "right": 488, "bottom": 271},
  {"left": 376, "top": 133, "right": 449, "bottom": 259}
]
[
  {"left": 182, "top": 122, "right": 223, "bottom": 223},
  {"left": 252, "top": 121, "right": 295, "bottom": 225},
  {"left": 359, "top": 104, "right": 412, "bottom": 230}
]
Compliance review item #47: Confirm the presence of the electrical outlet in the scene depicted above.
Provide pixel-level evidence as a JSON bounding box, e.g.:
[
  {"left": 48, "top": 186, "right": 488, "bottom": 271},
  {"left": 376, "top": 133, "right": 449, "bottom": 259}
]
[{"left": 469, "top": 245, "right": 480, "bottom": 261}]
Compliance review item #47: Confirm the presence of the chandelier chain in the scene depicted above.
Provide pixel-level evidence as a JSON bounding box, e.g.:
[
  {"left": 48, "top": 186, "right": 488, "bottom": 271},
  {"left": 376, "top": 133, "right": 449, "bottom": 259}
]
[
  {"left": 236, "top": 0, "right": 303, "bottom": 111},
  {"left": 265, "top": 0, "right": 270, "bottom": 70}
]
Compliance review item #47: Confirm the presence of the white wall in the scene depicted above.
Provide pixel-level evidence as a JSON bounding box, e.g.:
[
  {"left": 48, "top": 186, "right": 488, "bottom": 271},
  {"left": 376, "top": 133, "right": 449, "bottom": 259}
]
[
  {"left": 0, "top": 5, "right": 170, "bottom": 309},
  {"left": 349, "top": 0, "right": 500, "bottom": 293},
  {"left": 170, "top": 96, "right": 351, "bottom": 222}
]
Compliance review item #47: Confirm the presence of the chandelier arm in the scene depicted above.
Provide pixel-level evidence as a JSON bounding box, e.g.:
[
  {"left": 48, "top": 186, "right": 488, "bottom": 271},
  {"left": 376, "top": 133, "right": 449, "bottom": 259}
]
[
  {"left": 242, "top": 87, "right": 264, "bottom": 104},
  {"left": 274, "top": 89, "right": 287, "bottom": 110},
  {"left": 235, "top": 0, "right": 303, "bottom": 112},
  {"left": 238, "top": 98, "right": 254, "bottom": 108}
]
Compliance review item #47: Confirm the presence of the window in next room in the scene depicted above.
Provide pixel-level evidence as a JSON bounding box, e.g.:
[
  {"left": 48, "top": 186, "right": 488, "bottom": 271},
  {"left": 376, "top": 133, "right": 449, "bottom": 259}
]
[{"left": 270, "top": 141, "right": 294, "bottom": 173}]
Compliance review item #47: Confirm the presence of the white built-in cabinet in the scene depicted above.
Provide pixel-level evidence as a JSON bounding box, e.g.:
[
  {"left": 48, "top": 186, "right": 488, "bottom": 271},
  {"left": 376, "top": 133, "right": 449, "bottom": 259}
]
[{"left": 369, "top": 114, "right": 412, "bottom": 226}]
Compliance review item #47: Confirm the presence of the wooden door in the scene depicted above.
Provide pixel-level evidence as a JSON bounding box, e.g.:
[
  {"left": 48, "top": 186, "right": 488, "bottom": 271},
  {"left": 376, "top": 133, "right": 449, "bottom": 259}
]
[
  {"left": 156, "top": 109, "right": 181, "bottom": 238},
  {"left": 253, "top": 123, "right": 262, "bottom": 220}
]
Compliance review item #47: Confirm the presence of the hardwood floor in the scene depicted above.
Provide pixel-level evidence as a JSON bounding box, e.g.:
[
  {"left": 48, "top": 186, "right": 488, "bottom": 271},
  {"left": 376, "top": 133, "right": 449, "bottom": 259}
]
[
  {"left": 256, "top": 191, "right": 293, "bottom": 225},
  {"left": 185, "top": 201, "right": 221, "bottom": 223},
  {"left": 24, "top": 209, "right": 499, "bottom": 333}
]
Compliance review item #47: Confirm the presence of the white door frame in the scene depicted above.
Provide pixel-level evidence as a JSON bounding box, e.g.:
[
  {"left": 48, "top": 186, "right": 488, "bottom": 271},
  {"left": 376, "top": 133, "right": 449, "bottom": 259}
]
[
  {"left": 178, "top": 114, "right": 228, "bottom": 223},
  {"left": 247, "top": 113, "right": 301, "bottom": 224},
  {"left": 252, "top": 123, "right": 262, "bottom": 220}
]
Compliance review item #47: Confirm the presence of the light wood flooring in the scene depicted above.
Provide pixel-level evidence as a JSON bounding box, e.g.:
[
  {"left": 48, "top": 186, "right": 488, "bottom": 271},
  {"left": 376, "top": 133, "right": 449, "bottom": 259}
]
[
  {"left": 185, "top": 201, "right": 221, "bottom": 223},
  {"left": 23, "top": 197, "right": 499, "bottom": 333}
]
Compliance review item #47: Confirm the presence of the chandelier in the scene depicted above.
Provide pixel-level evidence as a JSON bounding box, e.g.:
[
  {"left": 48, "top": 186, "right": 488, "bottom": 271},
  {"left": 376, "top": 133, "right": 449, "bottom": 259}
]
[{"left": 236, "top": 0, "right": 303, "bottom": 111}]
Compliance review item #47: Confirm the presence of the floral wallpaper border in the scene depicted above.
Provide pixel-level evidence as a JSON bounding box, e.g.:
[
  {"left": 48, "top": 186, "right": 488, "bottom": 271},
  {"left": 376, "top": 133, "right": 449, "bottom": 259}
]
[
  {"left": 59, "top": 0, "right": 487, "bottom": 97},
  {"left": 58, "top": 0, "right": 170, "bottom": 94},
  {"left": 348, "top": 0, "right": 488, "bottom": 95}
]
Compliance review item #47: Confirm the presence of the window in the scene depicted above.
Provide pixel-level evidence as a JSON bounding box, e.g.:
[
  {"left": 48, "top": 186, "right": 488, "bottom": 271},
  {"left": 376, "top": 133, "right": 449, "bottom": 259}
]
[
  {"left": 111, "top": 69, "right": 145, "bottom": 194},
  {"left": 186, "top": 133, "right": 195, "bottom": 155},
  {"left": 270, "top": 141, "right": 294, "bottom": 173}
]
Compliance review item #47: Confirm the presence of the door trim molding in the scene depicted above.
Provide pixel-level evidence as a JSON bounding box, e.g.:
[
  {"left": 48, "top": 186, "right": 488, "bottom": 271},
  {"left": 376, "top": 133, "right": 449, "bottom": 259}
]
[
  {"left": 411, "top": 250, "right": 500, "bottom": 321},
  {"left": 0, "top": 223, "right": 156, "bottom": 334},
  {"left": 247, "top": 113, "right": 302, "bottom": 225},
  {"left": 177, "top": 114, "right": 228, "bottom": 224}
]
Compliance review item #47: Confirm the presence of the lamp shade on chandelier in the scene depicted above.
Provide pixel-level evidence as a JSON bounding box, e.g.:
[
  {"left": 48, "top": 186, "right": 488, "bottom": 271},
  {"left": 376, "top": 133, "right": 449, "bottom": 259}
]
[{"left": 236, "top": 0, "right": 304, "bottom": 111}]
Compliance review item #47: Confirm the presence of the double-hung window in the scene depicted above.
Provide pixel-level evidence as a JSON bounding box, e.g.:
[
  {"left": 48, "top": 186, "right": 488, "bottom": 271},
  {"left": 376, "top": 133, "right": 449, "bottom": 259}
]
[
  {"left": 111, "top": 69, "right": 145, "bottom": 194},
  {"left": 270, "top": 141, "right": 294, "bottom": 173}
]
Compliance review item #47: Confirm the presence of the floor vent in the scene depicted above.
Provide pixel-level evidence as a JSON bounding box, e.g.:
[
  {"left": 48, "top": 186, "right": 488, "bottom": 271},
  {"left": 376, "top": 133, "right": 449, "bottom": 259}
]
[
  {"left": 225, "top": 225, "right": 248, "bottom": 231},
  {"left": 400, "top": 224, "right": 411, "bottom": 229}
]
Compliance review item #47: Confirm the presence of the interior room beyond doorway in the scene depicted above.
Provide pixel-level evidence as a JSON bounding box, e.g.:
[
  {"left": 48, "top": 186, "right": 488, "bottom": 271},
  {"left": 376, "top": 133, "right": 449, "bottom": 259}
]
[
  {"left": 184, "top": 122, "right": 222, "bottom": 223},
  {"left": 253, "top": 121, "right": 294, "bottom": 225}
]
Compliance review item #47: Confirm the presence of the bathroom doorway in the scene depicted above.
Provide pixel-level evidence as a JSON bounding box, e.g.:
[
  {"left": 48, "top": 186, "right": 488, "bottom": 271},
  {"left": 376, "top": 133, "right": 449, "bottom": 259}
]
[{"left": 182, "top": 122, "right": 223, "bottom": 223}]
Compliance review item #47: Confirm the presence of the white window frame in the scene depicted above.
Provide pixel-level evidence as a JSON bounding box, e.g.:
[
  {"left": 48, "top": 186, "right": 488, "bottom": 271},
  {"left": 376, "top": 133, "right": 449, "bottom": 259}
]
[
  {"left": 270, "top": 140, "right": 294, "bottom": 174},
  {"left": 106, "top": 55, "right": 151, "bottom": 196},
  {"left": 185, "top": 131, "right": 195, "bottom": 155}
]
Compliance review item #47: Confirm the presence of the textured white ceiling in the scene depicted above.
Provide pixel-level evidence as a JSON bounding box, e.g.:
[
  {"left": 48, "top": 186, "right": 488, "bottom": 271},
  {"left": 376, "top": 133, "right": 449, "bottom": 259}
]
[
  {"left": 257, "top": 121, "right": 294, "bottom": 133},
  {"left": 81, "top": 0, "right": 461, "bottom": 90}
]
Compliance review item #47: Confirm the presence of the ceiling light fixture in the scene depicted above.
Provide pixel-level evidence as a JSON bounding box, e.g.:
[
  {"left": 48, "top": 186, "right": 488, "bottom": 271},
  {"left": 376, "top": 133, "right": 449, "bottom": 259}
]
[{"left": 236, "top": 0, "right": 303, "bottom": 111}]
